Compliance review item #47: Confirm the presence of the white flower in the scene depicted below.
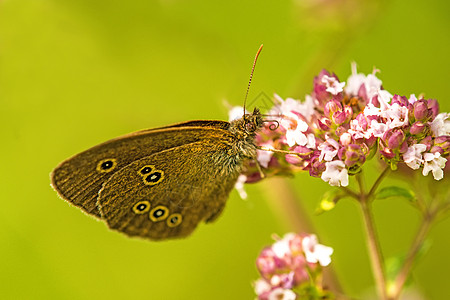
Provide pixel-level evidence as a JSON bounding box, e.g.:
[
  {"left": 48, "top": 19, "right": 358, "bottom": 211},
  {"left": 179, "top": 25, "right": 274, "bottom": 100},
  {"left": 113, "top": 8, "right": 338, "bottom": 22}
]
[
  {"left": 318, "top": 138, "right": 340, "bottom": 162},
  {"left": 369, "top": 119, "right": 388, "bottom": 138},
  {"left": 254, "top": 278, "right": 271, "bottom": 296},
  {"left": 321, "top": 75, "right": 345, "bottom": 95},
  {"left": 273, "top": 94, "right": 304, "bottom": 116},
  {"left": 281, "top": 113, "right": 309, "bottom": 147},
  {"left": 272, "top": 233, "right": 295, "bottom": 258},
  {"left": 403, "top": 144, "right": 427, "bottom": 170},
  {"left": 321, "top": 160, "right": 349, "bottom": 186},
  {"left": 268, "top": 288, "right": 297, "bottom": 300},
  {"left": 345, "top": 63, "right": 392, "bottom": 103},
  {"left": 234, "top": 174, "right": 248, "bottom": 199},
  {"left": 228, "top": 106, "right": 244, "bottom": 121},
  {"left": 408, "top": 94, "right": 418, "bottom": 105},
  {"left": 363, "top": 103, "right": 382, "bottom": 117},
  {"left": 272, "top": 94, "right": 315, "bottom": 121},
  {"left": 382, "top": 103, "right": 409, "bottom": 129},
  {"left": 377, "top": 89, "right": 393, "bottom": 109},
  {"left": 305, "top": 133, "right": 316, "bottom": 149},
  {"left": 300, "top": 95, "right": 316, "bottom": 121},
  {"left": 340, "top": 132, "right": 352, "bottom": 146},
  {"left": 302, "top": 234, "right": 334, "bottom": 267},
  {"left": 345, "top": 62, "right": 367, "bottom": 96},
  {"left": 423, "top": 152, "right": 447, "bottom": 180},
  {"left": 257, "top": 144, "right": 274, "bottom": 168},
  {"left": 430, "top": 113, "right": 450, "bottom": 136},
  {"left": 349, "top": 117, "right": 373, "bottom": 140}
]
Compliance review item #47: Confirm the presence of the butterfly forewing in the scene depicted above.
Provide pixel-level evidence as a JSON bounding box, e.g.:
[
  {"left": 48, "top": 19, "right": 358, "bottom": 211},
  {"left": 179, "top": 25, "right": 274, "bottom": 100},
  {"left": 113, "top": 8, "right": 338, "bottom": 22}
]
[
  {"left": 97, "top": 140, "right": 241, "bottom": 240},
  {"left": 51, "top": 121, "right": 230, "bottom": 218}
]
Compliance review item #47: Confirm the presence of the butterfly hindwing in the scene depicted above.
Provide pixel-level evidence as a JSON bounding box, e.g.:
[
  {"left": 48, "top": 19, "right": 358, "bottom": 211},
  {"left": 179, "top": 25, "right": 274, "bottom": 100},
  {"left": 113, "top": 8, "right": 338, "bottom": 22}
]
[
  {"left": 97, "top": 140, "right": 241, "bottom": 240},
  {"left": 50, "top": 121, "right": 230, "bottom": 218}
]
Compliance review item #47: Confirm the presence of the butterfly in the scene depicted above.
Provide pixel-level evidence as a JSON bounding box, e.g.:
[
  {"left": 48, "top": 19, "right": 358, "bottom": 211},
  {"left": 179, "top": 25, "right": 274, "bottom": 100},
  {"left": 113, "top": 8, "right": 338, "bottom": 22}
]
[{"left": 51, "top": 45, "right": 271, "bottom": 240}]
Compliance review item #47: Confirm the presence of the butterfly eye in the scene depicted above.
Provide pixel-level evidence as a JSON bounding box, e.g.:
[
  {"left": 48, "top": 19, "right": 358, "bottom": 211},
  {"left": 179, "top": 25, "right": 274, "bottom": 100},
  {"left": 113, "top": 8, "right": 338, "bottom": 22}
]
[
  {"left": 166, "top": 213, "right": 182, "bottom": 227},
  {"left": 149, "top": 205, "right": 169, "bottom": 222},
  {"left": 138, "top": 165, "right": 154, "bottom": 176},
  {"left": 245, "top": 122, "right": 256, "bottom": 132},
  {"left": 132, "top": 200, "right": 151, "bottom": 214},
  {"left": 143, "top": 170, "right": 165, "bottom": 185},
  {"left": 96, "top": 158, "right": 117, "bottom": 173}
]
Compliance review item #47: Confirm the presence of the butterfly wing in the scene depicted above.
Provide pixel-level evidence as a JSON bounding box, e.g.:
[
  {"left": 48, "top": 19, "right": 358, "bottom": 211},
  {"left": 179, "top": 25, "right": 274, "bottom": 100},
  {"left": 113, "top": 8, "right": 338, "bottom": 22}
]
[
  {"left": 97, "top": 139, "right": 242, "bottom": 240},
  {"left": 51, "top": 121, "right": 230, "bottom": 218}
]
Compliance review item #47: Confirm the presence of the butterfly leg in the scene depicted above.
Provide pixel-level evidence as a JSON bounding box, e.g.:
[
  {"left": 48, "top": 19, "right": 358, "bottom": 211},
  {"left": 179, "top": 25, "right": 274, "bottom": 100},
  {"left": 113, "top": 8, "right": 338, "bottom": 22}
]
[{"left": 255, "top": 159, "right": 265, "bottom": 179}]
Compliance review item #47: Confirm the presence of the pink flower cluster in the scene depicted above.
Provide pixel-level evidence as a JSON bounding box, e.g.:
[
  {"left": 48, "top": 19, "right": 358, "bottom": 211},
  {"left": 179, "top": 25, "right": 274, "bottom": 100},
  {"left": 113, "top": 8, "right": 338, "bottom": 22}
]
[
  {"left": 254, "top": 233, "right": 333, "bottom": 299},
  {"left": 233, "top": 64, "right": 450, "bottom": 187}
]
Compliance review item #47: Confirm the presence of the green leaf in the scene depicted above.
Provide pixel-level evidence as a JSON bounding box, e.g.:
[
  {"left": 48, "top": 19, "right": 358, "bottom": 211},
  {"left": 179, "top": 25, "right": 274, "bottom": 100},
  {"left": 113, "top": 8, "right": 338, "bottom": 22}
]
[{"left": 376, "top": 186, "right": 416, "bottom": 202}]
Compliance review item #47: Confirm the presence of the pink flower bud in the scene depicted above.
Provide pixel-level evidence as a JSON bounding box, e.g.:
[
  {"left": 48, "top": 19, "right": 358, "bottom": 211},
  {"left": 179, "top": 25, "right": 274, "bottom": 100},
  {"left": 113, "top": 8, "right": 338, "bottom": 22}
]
[
  {"left": 313, "top": 70, "right": 333, "bottom": 106},
  {"left": 434, "top": 135, "right": 450, "bottom": 155},
  {"left": 333, "top": 111, "right": 347, "bottom": 125},
  {"left": 307, "top": 153, "right": 326, "bottom": 177},
  {"left": 370, "top": 94, "right": 380, "bottom": 107},
  {"left": 413, "top": 100, "right": 430, "bottom": 121},
  {"left": 392, "top": 95, "right": 409, "bottom": 107},
  {"left": 338, "top": 144, "right": 366, "bottom": 168},
  {"left": 256, "top": 248, "right": 277, "bottom": 278},
  {"left": 387, "top": 130, "right": 406, "bottom": 149},
  {"left": 344, "top": 106, "right": 353, "bottom": 122},
  {"left": 410, "top": 121, "right": 427, "bottom": 135},
  {"left": 420, "top": 136, "right": 433, "bottom": 151},
  {"left": 430, "top": 145, "right": 444, "bottom": 154},
  {"left": 399, "top": 140, "right": 408, "bottom": 153},
  {"left": 380, "top": 147, "right": 396, "bottom": 159},
  {"left": 324, "top": 100, "right": 341, "bottom": 118},
  {"left": 317, "top": 117, "right": 331, "bottom": 131},
  {"left": 427, "top": 99, "right": 439, "bottom": 118},
  {"left": 340, "top": 133, "right": 352, "bottom": 146}
]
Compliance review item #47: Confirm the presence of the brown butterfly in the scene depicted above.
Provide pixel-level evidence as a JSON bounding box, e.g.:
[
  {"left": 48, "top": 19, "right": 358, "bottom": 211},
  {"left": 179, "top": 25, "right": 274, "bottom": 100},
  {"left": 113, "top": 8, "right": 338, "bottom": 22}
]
[{"left": 51, "top": 45, "right": 268, "bottom": 240}]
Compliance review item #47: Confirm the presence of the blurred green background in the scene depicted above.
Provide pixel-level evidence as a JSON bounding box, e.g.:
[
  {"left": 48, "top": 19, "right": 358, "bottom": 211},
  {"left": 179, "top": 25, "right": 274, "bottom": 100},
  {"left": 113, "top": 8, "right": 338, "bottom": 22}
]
[{"left": 1, "top": 0, "right": 449, "bottom": 299}]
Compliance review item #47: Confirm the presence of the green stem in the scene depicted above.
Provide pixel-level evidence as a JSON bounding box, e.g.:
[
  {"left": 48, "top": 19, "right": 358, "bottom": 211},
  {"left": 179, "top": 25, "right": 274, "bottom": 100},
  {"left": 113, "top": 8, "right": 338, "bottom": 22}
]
[
  {"left": 358, "top": 168, "right": 390, "bottom": 300},
  {"left": 387, "top": 212, "right": 435, "bottom": 300},
  {"left": 360, "top": 197, "right": 388, "bottom": 300},
  {"left": 367, "top": 167, "right": 390, "bottom": 199}
]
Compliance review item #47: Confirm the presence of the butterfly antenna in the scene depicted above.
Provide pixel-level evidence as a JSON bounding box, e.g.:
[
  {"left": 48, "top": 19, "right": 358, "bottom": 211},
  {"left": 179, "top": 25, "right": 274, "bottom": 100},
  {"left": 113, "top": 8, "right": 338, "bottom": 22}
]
[{"left": 243, "top": 44, "right": 263, "bottom": 118}]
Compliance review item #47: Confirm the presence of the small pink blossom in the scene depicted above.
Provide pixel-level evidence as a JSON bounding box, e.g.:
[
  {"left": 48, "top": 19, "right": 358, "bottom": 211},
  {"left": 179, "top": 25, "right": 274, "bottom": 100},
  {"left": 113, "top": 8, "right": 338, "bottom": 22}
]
[
  {"left": 283, "top": 115, "right": 309, "bottom": 147},
  {"left": 318, "top": 138, "right": 340, "bottom": 161},
  {"left": 322, "top": 75, "right": 345, "bottom": 95},
  {"left": 423, "top": 152, "right": 447, "bottom": 180},
  {"left": 302, "top": 234, "right": 334, "bottom": 266},
  {"left": 382, "top": 102, "right": 409, "bottom": 129},
  {"left": 268, "top": 288, "right": 297, "bottom": 300},
  {"left": 403, "top": 144, "right": 427, "bottom": 170},
  {"left": 254, "top": 278, "right": 272, "bottom": 296},
  {"left": 272, "top": 234, "right": 295, "bottom": 258},
  {"left": 430, "top": 113, "right": 450, "bottom": 136},
  {"left": 321, "top": 160, "right": 349, "bottom": 186},
  {"left": 257, "top": 141, "right": 275, "bottom": 168}
]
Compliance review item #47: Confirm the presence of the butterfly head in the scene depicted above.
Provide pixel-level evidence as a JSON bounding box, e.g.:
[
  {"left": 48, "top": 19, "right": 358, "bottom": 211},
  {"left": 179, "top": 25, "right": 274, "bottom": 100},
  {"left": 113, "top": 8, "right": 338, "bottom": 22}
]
[{"left": 229, "top": 107, "right": 263, "bottom": 139}]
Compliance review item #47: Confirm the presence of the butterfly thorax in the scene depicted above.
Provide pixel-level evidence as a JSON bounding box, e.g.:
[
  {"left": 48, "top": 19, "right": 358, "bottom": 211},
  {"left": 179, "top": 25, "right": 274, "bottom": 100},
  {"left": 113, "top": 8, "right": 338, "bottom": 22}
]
[{"left": 227, "top": 107, "right": 263, "bottom": 159}]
